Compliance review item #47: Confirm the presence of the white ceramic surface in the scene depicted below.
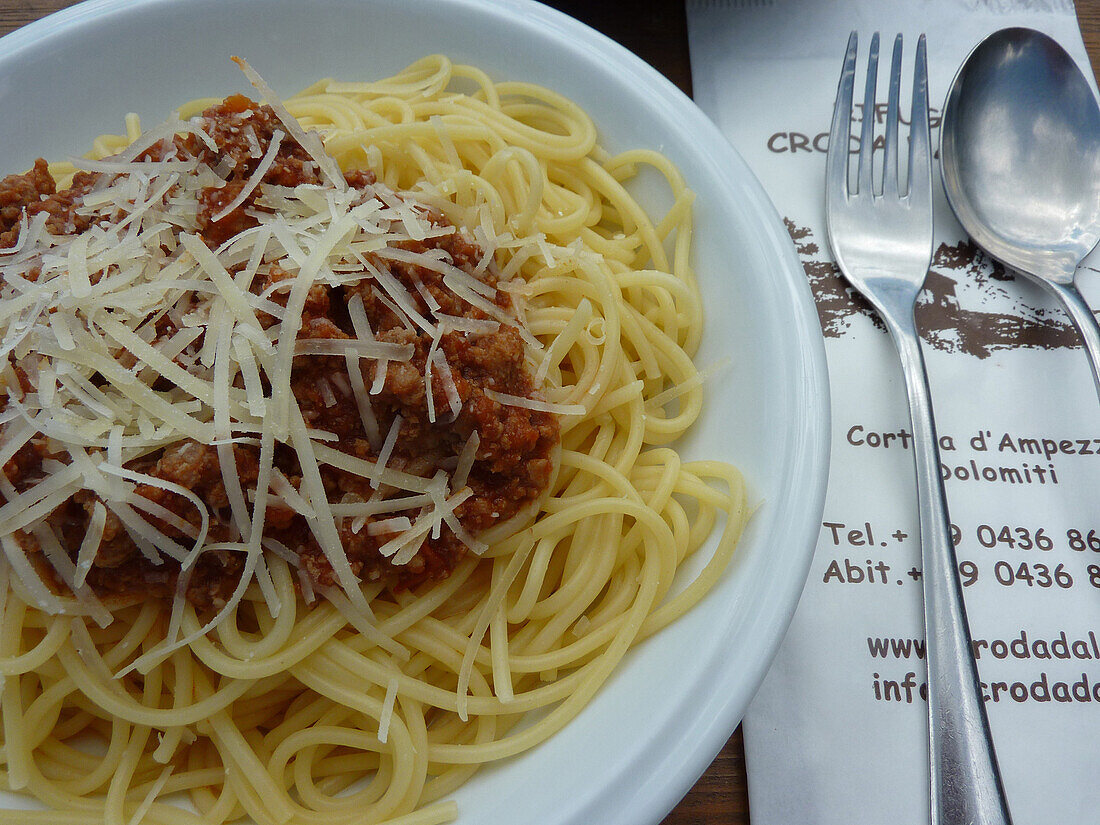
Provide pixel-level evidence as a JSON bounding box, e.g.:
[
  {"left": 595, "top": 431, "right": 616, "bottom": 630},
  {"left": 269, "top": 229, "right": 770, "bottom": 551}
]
[{"left": 0, "top": 2, "right": 830, "bottom": 823}]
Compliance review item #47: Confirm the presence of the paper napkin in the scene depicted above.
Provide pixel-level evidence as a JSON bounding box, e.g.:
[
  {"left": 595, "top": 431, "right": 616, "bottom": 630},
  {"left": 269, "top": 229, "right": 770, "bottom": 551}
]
[{"left": 687, "top": 0, "right": 1100, "bottom": 822}]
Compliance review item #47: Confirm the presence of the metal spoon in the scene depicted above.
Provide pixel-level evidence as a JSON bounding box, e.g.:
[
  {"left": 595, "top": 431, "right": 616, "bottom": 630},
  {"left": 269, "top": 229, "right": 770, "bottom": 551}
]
[{"left": 941, "top": 27, "right": 1100, "bottom": 400}]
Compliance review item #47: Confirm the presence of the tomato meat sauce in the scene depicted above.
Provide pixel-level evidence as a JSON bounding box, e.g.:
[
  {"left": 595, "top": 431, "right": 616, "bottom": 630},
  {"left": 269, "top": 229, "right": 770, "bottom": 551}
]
[{"left": 0, "top": 97, "right": 560, "bottom": 609}]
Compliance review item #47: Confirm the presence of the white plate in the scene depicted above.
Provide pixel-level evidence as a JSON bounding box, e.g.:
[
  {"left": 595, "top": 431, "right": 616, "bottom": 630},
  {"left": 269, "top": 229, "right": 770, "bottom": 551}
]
[{"left": 0, "top": 1, "right": 830, "bottom": 823}]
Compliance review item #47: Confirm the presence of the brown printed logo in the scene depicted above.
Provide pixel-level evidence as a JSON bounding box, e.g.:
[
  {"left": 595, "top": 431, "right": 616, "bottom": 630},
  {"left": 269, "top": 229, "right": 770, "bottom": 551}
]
[{"left": 786, "top": 218, "right": 1086, "bottom": 357}]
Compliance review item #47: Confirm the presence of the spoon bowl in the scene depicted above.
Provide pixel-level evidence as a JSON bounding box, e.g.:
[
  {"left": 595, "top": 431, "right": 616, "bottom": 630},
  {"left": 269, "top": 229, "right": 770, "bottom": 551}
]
[{"left": 941, "top": 27, "right": 1100, "bottom": 397}]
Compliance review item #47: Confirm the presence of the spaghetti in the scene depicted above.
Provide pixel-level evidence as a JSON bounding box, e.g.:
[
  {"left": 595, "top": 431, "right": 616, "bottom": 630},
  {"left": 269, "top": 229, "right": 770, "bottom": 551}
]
[{"left": 0, "top": 55, "right": 748, "bottom": 824}]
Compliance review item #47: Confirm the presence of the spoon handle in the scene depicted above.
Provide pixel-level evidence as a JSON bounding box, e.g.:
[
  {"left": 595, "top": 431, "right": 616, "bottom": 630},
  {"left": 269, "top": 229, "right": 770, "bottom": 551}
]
[
  {"left": 1044, "top": 279, "right": 1100, "bottom": 403},
  {"left": 887, "top": 313, "right": 1013, "bottom": 825}
]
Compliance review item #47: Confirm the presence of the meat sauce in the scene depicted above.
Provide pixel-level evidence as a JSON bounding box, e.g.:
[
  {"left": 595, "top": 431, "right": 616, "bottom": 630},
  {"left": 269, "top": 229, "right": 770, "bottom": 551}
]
[{"left": 0, "top": 97, "right": 559, "bottom": 610}]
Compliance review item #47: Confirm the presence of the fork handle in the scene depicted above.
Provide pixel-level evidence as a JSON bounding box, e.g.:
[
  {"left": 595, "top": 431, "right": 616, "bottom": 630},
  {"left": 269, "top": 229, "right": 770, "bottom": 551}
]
[{"left": 885, "top": 312, "right": 1014, "bottom": 825}]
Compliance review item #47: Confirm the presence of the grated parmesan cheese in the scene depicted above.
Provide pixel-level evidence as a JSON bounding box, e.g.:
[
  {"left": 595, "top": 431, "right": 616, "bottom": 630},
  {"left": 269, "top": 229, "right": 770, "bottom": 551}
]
[
  {"left": 210, "top": 129, "right": 284, "bottom": 222},
  {"left": 231, "top": 57, "right": 347, "bottom": 191},
  {"left": 483, "top": 389, "right": 585, "bottom": 416},
  {"left": 0, "top": 66, "right": 562, "bottom": 657},
  {"left": 378, "top": 676, "right": 399, "bottom": 744}
]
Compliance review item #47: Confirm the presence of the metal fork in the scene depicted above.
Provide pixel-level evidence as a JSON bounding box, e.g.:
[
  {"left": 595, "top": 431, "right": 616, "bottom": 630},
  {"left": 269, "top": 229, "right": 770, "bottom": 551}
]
[{"left": 825, "top": 33, "right": 1013, "bottom": 825}]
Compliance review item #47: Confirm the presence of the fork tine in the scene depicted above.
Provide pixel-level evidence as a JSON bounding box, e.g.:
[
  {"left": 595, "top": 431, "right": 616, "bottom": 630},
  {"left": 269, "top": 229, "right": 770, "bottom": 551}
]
[
  {"left": 856, "top": 32, "right": 880, "bottom": 197},
  {"left": 883, "top": 35, "right": 903, "bottom": 198},
  {"left": 826, "top": 32, "right": 858, "bottom": 201},
  {"left": 908, "top": 34, "right": 932, "bottom": 207}
]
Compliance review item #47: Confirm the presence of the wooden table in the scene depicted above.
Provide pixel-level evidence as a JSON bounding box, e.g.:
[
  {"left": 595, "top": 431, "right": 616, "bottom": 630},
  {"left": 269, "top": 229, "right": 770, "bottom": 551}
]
[{"left": 1, "top": 1, "right": 1098, "bottom": 823}]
